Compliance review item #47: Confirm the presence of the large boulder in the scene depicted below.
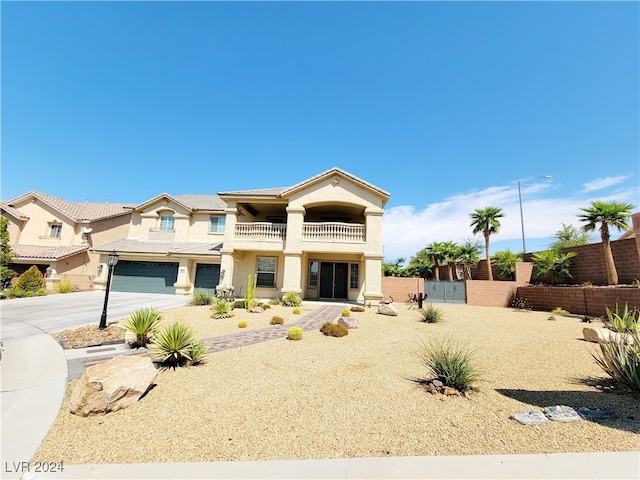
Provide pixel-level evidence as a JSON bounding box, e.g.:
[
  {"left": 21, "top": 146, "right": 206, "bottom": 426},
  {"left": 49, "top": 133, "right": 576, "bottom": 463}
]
[
  {"left": 70, "top": 355, "right": 157, "bottom": 417},
  {"left": 338, "top": 317, "right": 360, "bottom": 329},
  {"left": 583, "top": 327, "right": 634, "bottom": 345},
  {"left": 377, "top": 303, "right": 398, "bottom": 317}
]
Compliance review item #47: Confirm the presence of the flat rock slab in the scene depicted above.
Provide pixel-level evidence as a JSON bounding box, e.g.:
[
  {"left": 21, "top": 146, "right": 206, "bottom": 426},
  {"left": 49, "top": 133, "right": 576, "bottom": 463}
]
[
  {"left": 577, "top": 406, "right": 617, "bottom": 421},
  {"left": 582, "top": 327, "right": 634, "bottom": 344},
  {"left": 70, "top": 355, "right": 157, "bottom": 417},
  {"left": 543, "top": 405, "right": 581, "bottom": 423},
  {"left": 338, "top": 317, "right": 360, "bottom": 329},
  {"left": 510, "top": 410, "right": 549, "bottom": 425}
]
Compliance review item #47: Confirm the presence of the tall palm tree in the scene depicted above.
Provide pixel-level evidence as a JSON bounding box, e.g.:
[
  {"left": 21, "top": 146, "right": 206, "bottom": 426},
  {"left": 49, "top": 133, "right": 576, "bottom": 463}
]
[
  {"left": 470, "top": 206, "right": 505, "bottom": 281},
  {"left": 456, "top": 241, "right": 482, "bottom": 280},
  {"left": 440, "top": 241, "right": 460, "bottom": 281},
  {"left": 425, "top": 242, "right": 446, "bottom": 281},
  {"left": 577, "top": 200, "right": 634, "bottom": 285}
]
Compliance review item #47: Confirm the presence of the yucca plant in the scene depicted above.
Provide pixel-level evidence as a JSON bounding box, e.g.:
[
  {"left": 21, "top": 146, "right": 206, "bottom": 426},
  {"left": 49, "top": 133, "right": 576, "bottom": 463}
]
[
  {"left": 188, "top": 341, "right": 209, "bottom": 366},
  {"left": 120, "top": 307, "right": 163, "bottom": 347},
  {"left": 211, "top": 298, "right": 234, "bottom": 319},
  {"left": 189, "top": 290, "right": 215, "bottom": 306},
  {"left": 604, "top": 303, "right": 639, "bottom": 333},
  {"left": 149, "top": 322, "right": 195, "bottom": 366},
  {"left": 593, "top": 329, "right": 640, "bottom": 392},
  {"left": 282, "top": 292, "right": 302, "bottom": 307},
  {"left": 419, "top": 304, "right": 443, "bottom": 323},
  {"left": 421, "top": 336, "right": 481, "bottom": 392}
]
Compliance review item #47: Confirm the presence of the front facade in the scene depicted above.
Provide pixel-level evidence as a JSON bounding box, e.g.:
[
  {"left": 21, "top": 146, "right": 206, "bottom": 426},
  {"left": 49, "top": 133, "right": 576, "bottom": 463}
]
[
  {"left": 1, "top": 192, "right": 132, "bottom": 290},
  {"left": 93, "top": 168, "right": 389, "bottom": 303}
]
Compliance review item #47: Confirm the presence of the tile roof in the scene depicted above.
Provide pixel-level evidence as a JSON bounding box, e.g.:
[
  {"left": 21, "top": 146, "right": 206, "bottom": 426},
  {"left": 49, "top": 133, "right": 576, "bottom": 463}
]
[
  {"left": 0, "top": 202, "right": 29, "bottom": 220},
  {"left": 6, "top": 192, "right": 133, "bottom": 222},
  {"left": 217, "top": 187, "right": 288, "bottom": 197},
  {"left": 172, "top": 194, "right": 226, "bottom": 211},
  {"left": 11, "top": 244, "right": 88, "bottom": 261},
  {"left": 92, "top": 238, "right": 222, "bottom": 257}
]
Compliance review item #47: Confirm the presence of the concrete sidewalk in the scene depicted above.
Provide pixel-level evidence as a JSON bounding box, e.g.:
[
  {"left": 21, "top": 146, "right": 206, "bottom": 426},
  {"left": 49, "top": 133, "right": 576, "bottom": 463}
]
[{"left": 20, "top": 451, "right": 640, "bottom": 479}]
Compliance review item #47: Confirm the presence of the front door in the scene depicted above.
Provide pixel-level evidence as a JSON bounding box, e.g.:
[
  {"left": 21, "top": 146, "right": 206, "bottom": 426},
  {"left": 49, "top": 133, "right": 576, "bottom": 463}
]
[{"left": 319, "top": 262, "right": 348, "bottom": 299}]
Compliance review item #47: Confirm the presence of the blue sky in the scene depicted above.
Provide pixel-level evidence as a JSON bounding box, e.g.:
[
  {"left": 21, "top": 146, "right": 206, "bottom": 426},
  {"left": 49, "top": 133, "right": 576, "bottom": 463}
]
[{"left": 2, "top": 1, "right": 638, "bottom": 261}]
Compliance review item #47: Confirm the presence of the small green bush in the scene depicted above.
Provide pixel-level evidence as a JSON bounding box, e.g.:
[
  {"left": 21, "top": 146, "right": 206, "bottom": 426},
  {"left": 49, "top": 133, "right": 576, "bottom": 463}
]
[
  {"left": 341, "top": 308, "right": 351, "bottom": 317},
  {"left": 551, "top": 307, "right": 570, "bottom": 316},
  {"left": 604, "top": 303, "right": 639, "bottom": 333},
  {"left": 188, "top": 341, "right": 209, "bottom": 366},
  {"left": 37, "top": 288, "right": 46, "bottom": 296},
  {"left": 238, "top": 320, "right": 248, "bottom": 328},
  {"left": 232, "top": 299, "right": 246, "bottom": 309},
  {"left": 190, "top": 290, "right": 215, "bottom": 306},
  {"left": 150, "top": 322, "right": 196, "bottom": 366},
  {"left": 287, "top": 326, "right": 303, "bottom": 340},
  {"left": 56, "top": 280, "right": 75, "bottom": 294},
  {"left": 120, "top": 307, "right": 163, "bottom": 347},
  {"left": 593, "top": 329, "right": 640, "bottom": 392},
  {"left": 292, "top": 307, "right": 301, "bottom": 315},
  {"left": 320, "top": 322, "right": 349, "bottom": 337},
  {"left": 269, "top": 297, "right": 281, "bottom": 305},
  {"left": 419, "top": 304, "right": 443, "bottom": 323},
  {"left": 282, "top": 292, "right": 302, "bottom": 307},
  {"left": 270, "top": 316, "right": 284, "bottom": 325},
  {"left": 16, "top": 266, "right": 44, "bottom": 292},
  {"left": 421, "top": 336, "right": 481, "bottom": 392},
  {"left": 211, "top": 299, "right": 234, "bottom": 319},
  {"left": 350, "top": 306, "right": 365, "bottom": 312}
]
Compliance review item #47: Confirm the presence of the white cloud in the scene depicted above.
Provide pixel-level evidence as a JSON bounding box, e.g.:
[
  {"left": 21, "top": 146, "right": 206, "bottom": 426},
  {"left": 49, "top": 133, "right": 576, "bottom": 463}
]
[{"left": 582, "top": 175, "right": 628, "bottom": 193}]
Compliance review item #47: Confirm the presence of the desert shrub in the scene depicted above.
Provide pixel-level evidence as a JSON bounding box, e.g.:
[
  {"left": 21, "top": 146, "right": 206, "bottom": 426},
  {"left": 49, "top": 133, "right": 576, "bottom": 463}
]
[
  {"left": 532, "top": 250, "right": 577, "bottom": 285},
  {"left": 287, "top": 326, "right": 303, "bottom": 340},
  {"left": 419, "top": 304, "right": 443, "bottom": 323},
  {"left": 292, "top": 307, "right": 301, "bottom": 314},
  {"left": 282, "top": 292, "right": 302, "bottom": 307},
  {"left": 421, "top": 336, "right": 481, "bottom": 392},
  {"left": 238, "top": 320, "right": 248, "bottom": 328},
  {"left": 37, "top": 288, "right": 46, "bottom": 296},
  {"left": 269, "top": 297, "right": 281, "bottom": 305},
  {"left": 511, "top": 296, "right": 532, "bottom": 310},
  {"left": 188, "top": 341, "right": 208, "bottom": 366},
  {"left": 150, "top": 322, "right": 196, "bottom": 366},
  {"left": 341, "top": 308, "right": 351, "bottom": 317},
  {"left": 211, "top": 299, "right": 234, "bottom": 319},
  {"left": 604, "top": 303, "right": 639, "bottom": 333},
  {"left": 232, "top": 299, "right": 246, "bottom": 309},
  {"left": 56, "top": 280, "right": 75, "bottom": 294},
  {"left": 493, "top": 249, "right": 523, "bottom": 281},
  {"left": 120, "top": 307, "right": 162, "bottom": 347},
  {"left": 551, "top": 307, "right": 570, "bottom": 316},
  {"left": 270, "top": 316, "right": 284, "bottom": 325},
  {"left": 320, "top": 322, "right": 349, "bottom": 337},
  {"left": 350, "top": 306, "right": 365, "bottom": 312},
  {"left": 593, "top": 329, "right": 640, "bottom": 392},
  {"left": 190, "top": 290, "right": 215, "bottom": 306},
  {"left": 16, "top": 266, "right": 44, "bottom": 292},
  {"left": 260, "top": 303, "right": 271, "bottom": 310}
]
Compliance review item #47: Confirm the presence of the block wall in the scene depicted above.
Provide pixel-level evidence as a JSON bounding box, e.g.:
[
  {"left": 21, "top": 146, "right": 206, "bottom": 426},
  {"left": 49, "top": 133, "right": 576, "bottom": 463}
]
[{"left": 381, "top": 277, "right": 425, "bottom": 303}]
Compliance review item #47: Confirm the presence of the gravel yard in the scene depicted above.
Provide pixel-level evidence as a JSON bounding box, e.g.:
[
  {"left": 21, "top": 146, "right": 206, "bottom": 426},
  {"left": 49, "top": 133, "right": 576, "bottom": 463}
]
[{"left": 34, "top": 302, "right": 639, "bottom": 465}]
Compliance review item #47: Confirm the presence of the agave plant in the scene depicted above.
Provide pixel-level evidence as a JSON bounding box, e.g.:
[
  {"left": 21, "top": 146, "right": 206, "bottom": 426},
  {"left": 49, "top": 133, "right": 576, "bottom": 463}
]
[
  {"left": 187, "top": 340, "right": 209, "bottom": 366},
  {"left": 211, "top": 298, "right": 234, "bottom": 319},
  {"left": 593, "top": 329, "right": 640, "bottom": 392},
  {"left": 604, "top": 303, "right": 639, "bottom": 333},
  {"left": 189, "top": 289, "right": 215, "bottom": 306},
  {"left": 281, "top": 291, "right": 302, "bottom": 307},
  {"left": 149, "top": 322, "right": 195, "bottom": 366},
  {"left": 119, "top": 307, "right": 163, "bottom": 347}
]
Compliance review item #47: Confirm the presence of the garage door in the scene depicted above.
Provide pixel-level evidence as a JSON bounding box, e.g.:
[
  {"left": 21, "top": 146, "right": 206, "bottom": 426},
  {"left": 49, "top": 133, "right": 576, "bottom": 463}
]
[
  {"left": 193, "top": 264, "right": 221, "bottom": 295},
  {"left": 111, "top": 261, "right": 179, "bottom": 294}
]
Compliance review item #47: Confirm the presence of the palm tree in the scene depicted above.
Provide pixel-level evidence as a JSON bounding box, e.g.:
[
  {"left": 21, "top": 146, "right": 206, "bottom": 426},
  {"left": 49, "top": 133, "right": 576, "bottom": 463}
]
[
  {"left": 456, "top": 241, "right": 482, "bottom": 280},
  {"left": 440, "top": 241, "right": 460, "bottom": 281},
  {"left": 425, "top": 242, "right": 446, "bottom": 280},
  {"left": 577, "top": 200, "right": 634, "bottom": 285},
  {"left": 470, "top": 206, "right": 505, "bottom": 281}
]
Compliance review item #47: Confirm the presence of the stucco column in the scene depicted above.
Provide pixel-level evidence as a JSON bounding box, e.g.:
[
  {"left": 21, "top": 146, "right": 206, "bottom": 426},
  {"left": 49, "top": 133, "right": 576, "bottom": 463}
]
[
  {"left": 363, "top": 252, "right": 384, "bottom": 303},
  {"left": 219, "top": 250, "right": 235, "bottom": 290},
  {"left": 217, "top": 205, "right": 238, "bottom": 291},
  {"left": 281, "top": 251, "right": 303, "bottom": 295},
  {"left": 174, "top": 258, "right": 192, "bottom": 295},
  {"left": 94, "top": 255, "right": 109, "bottom": 291},
  {"left": 284, "top": 206, "right": 305, "bottom": 252}
]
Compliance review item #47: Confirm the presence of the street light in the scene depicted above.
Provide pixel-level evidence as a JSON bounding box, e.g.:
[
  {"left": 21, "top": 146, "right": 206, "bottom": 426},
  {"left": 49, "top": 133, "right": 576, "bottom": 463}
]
[
  {"left": 518, "top": 175, "right": 552, "bottom": 254},
  {"left": 99, "top": 250, "right": 119, "bottom": 330}
]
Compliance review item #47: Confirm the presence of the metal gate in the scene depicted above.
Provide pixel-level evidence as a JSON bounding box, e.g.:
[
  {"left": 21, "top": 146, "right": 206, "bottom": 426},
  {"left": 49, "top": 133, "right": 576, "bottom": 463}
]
[{"left": 425, "top": 281, "right": 466, "bottom": 304}]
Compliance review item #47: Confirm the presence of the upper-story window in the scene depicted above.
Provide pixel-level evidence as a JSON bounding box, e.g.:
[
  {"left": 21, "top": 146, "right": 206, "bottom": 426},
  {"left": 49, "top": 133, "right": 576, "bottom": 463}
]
[
  {"left": 159, "top": 214, "right": 175, "bottom": 232},
  {"left": 49, "top": 223, "right": 62, "bottom": 238},
  {"left": 209, "top": 216, "right": 226, "bottom": 233}
]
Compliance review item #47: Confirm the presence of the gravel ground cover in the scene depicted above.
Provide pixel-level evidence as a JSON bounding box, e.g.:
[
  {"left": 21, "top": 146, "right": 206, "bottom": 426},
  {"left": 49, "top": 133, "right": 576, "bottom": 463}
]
[{"left": 34, "top": 303, "right": 639, "bottom": 465}]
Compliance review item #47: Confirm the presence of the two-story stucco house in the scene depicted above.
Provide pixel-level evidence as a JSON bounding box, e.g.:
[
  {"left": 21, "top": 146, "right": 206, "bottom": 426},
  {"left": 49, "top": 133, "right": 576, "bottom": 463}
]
[
  {"left": 93, "top": 168, "right": 389, "bottom": 303},
  {"left": 1, "top": 192, "right": 132, "bottom": 290}
]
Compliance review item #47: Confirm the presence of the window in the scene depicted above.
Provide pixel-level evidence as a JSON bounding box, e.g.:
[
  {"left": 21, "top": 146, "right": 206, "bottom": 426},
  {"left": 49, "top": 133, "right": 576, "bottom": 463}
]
[
  {"left": 159, "top": 214, "right": 175, "bottom": 231},
  {"left": 209, "top": 216, "right": 226, "bottom": 233},
  {"left": 309, "top": 261, "right": 318, "bottom": 287},
  {"left": 256, "top": 257, "right": 276, "bottom": 287},
  {"left": 350, "top": 263, "right": 359, "bottom": 289},
  {"left": 49, "top": 223, "right": 62, "bottom": 238}
]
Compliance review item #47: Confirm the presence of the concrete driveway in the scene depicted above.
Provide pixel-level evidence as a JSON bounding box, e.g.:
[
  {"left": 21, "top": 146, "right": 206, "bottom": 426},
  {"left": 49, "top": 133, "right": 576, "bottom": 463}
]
[{"left": 0, "top": 291, "right": 189, "bottom": 340}]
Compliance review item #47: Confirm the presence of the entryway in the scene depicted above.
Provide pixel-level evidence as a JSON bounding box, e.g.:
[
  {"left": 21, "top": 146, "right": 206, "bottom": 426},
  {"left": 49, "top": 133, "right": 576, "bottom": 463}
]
[{"left": 319, "top": 262, "right": 348, "bottom": 300}]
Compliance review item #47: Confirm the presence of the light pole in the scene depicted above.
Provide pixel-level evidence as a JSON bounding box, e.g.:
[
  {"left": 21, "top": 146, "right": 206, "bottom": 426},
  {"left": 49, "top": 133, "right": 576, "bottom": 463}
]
[
  {"left": 99, "top": 250, "right": 119, "bottom": 330},
  {"left": 518, "top": 176, "right": 552, "bottom": 254}
]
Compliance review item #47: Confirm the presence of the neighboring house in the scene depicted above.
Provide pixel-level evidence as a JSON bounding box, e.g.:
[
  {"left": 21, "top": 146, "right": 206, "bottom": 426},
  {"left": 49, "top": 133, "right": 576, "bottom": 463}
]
[
  {"left": 0, "top": 192, "right": 132, "bottom": 290},
  {"left": 93, "top": 168, "right": 389, "bottom": 303}
]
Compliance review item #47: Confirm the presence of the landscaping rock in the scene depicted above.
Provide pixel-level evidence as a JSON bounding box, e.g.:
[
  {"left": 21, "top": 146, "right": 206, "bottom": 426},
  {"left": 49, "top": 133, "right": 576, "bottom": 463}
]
[
  {"left": 248, "top": 307, "right": 264, "bottom": 313},
  {"left": 377, "top": 304, "right": 398, "bottom": 316},
  {"left": 582, "top": 327, "right": 634, "bottom": 345},
  {"left": 70, "top": 355, "right": 157, "bottom": 417},
  {"left": 338, "top": 317, "right": 359, "bottom": 329}
]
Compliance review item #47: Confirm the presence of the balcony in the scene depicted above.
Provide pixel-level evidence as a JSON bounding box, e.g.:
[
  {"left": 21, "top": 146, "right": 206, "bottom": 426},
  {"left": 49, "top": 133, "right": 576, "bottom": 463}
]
[
  {"left": 303, "top": 222, "right": 365, "bottom": 242},
  {"left": 235, "top": 222, "right": 287, "bottom": 240},
  {"left": 148, "top": 228, "right": 176, "bottom": 242}
]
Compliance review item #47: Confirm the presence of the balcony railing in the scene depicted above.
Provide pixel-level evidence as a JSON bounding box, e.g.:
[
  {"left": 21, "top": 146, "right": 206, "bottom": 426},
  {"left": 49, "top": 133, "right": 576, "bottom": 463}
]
[
  {"left": 302, "top": 222, "right": 365, "bottom": 242},
  {"left": 235, "top": 222, "right": 287, "bottom": 240}
]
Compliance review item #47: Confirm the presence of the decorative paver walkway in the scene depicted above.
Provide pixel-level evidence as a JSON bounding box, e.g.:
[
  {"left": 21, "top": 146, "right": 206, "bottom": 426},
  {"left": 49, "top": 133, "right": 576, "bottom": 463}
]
[{"left": 67, "top": 305, "right": 344, "bottom": 378}]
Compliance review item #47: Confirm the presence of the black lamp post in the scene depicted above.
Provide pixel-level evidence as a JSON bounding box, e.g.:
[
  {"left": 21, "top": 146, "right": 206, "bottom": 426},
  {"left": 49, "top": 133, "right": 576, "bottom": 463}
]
[{"left": 99, "top": 250, "right": 119, "bottom": 330}]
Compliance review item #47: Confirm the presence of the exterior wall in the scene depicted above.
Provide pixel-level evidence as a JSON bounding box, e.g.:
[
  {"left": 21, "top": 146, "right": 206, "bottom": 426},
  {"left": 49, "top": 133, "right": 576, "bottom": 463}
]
[
  {"left": 8, "top": 199, "right": 77, "bottom": 246},
  {"left": 515, "top": 286, "right": 640, "bottom": 317},
  {"left": 381, "top": 277, "right": 425, "bottom": 303},
  {"left": 465, "top": 263, "right": 533, "bottom": 307},
  {"left": 4, "top": 215, "right": 23, "bottom": 244}
]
